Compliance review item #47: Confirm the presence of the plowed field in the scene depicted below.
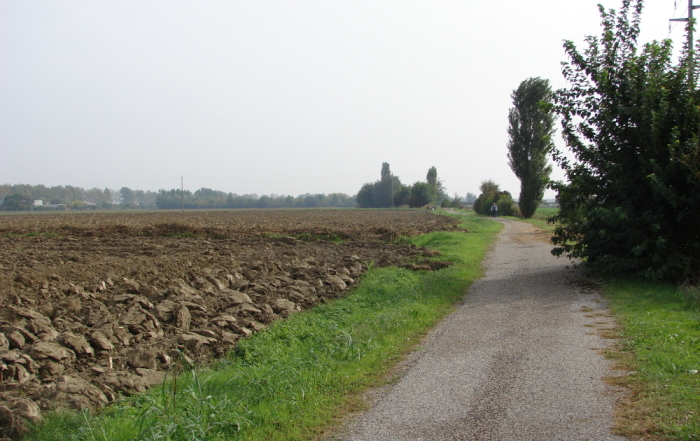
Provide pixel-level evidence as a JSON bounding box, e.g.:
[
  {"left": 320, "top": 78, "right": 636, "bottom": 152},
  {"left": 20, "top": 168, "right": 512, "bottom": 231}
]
[{"left": 0, "top": 209, "right": 460, "bottom": 438}]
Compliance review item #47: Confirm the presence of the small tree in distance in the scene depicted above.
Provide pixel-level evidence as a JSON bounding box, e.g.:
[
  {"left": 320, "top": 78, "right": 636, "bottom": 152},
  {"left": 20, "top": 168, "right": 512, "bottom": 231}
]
[
  {"left": 355, "top": 163, "right": 447, "bottom": 208},
  {"left": 356, "top": 162, "right": 401, "bottom": 208},
  {"left": 1, "top": 194, "right": 32, "bottom": 211},
  {"left": 507, "top": 77, "right": 555, "bottom": 219},
  {"left": 473, "top": 180, "right": 519, "bottom": 217},
  {"left": 408, "top": 182, "right": 431, "bottom": 208},
  {"left": 473, "top": 180, "right": 498, "bottom": 215},
  {"left": 426, "top": 166, "right": 446, "bottom": 206},
  {"left": 393, "top": 185, "right": 410, "bottom": 207}
]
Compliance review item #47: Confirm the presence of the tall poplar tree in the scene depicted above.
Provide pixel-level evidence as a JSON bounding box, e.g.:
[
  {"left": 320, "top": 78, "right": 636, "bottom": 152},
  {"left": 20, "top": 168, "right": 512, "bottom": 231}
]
[
  {"left": 507, "top": 77, "right": 555, "bottom": 219},
  {"left": 425, "top": 166, "right": 444, "bottom": 205}
]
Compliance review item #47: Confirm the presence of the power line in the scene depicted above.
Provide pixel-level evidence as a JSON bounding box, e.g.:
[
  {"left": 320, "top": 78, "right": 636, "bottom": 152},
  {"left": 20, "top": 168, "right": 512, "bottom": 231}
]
[
  {"left": 670, "top": 0, "right": 700, "bottom": 46},
  {"left": 670, "top": 1, "right": 688, "bottom": 35},
  {"left": 670, "top": 0, "right": 700, "bottom": 82}
]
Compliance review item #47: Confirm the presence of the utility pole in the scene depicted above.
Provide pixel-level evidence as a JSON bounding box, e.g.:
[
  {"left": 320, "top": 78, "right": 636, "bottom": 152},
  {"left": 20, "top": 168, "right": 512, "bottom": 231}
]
[
  {"left": 671, "top": 0, "right": 700, "bottom": 82},
  {"left": 181, "top": 176, "right": 184, "bottom": 213}
]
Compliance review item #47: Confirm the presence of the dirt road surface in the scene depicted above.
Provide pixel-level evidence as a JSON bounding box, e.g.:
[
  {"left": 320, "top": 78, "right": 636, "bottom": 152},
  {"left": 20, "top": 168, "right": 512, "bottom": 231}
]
[{"left": 336, "top": 217, "right": 627, "bottom": 441}]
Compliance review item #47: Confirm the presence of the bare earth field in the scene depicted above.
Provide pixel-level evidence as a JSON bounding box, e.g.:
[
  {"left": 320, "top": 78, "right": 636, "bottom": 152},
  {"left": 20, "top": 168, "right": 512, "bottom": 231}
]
[{"left": 0, "top": 210, "right": 460, "bottom": 438}]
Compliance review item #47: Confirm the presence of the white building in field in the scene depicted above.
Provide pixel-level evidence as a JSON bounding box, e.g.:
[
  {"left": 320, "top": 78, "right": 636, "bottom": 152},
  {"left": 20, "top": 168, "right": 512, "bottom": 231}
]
[{"left": 33, "top": 200, "right": 43, "bottom": 206}]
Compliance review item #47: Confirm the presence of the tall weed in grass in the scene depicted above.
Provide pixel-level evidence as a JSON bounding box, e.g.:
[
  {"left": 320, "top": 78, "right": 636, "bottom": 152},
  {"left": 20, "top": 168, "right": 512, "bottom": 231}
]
[
  {"left": 603, "top": 279, "right": 700, "bottom": 440},
  {"left": 26, "top": 214, "right": 501, "bottom": 441}
]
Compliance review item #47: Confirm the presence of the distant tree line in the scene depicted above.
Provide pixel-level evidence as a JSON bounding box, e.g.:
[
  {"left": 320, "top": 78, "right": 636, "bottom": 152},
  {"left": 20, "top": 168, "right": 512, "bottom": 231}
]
[
  {"left": 0, "top": 183, "right": 355, "bottom": 211},
  {"left": 0, "top": 184, "right": 126, "bottom": 210},
  {"left": 356, "top": 163, "right": 448, "bottom": 208},
  {"left": 155, "top": 189, "right": 355, "bottom": 209}
]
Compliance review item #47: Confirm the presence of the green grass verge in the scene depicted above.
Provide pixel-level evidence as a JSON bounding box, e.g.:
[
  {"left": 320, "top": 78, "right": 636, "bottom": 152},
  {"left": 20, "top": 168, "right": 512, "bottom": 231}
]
[
  {"left": 515, "top": 206, "right": 558, "bottom": 232},
  {"left": 447, "top": 206, "right": 558, "bottom": 232},
  {"left": 26, "top": 215, "right": 502, "bottom": 441},
  {"left": 602, "top": 279, "right": 700, "bottom": 440}
]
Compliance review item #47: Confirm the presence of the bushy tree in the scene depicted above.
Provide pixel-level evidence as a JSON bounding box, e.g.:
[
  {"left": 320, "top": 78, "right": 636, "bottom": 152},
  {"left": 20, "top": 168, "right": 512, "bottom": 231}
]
[
  {"left": 479, "top": 180, "right": 499, "bottom": 196},
  {"left": 2, "top": 194, "right": 32, "bottom": 211},
  {"left": 69, "top": 200, "right": 85, "bottom": 210},
  {"left": 473, "top": 180, "right": 519, "bottom": 216},
  {"left": 495, "top": 192, "right": 520, "bottom": 217},
  {"left": 356, "top": 183, "right": 376, "bottom": 208},
  {"left": 120, "top": 187, "right": 135, "bottom": 205},
  {"left": 408, "top": 182, "right": 432, "bottom": 208},
  {"left": 393, "top": 184, "right": 410, "bottom": 207},
  {"left": 550, "top": 0, "right": 700, "bottom": 281},
  {"left": 473, "top": 180, "right": 498, "bottom": 215},
  {"left": 507, "top": 77, "right": 554, "bottom": 218}
]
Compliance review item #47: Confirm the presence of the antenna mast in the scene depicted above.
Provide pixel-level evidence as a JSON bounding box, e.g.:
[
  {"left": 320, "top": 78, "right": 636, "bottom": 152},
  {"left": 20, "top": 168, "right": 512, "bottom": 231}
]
[{"left": 670, "top": 0, "right": 700, "bottom": 82}]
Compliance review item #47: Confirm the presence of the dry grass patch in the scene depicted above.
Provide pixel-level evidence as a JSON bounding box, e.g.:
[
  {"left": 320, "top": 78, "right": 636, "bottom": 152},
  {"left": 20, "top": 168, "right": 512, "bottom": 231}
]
[{"left": 601, "top": 279, "right": 700, "bottom": 440}]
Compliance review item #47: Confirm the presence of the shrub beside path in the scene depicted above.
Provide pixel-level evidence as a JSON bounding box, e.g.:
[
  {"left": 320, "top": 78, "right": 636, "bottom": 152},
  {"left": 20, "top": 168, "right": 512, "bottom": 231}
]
[{"left": 335, "top": 217, "right": 627, "bottom": 440}]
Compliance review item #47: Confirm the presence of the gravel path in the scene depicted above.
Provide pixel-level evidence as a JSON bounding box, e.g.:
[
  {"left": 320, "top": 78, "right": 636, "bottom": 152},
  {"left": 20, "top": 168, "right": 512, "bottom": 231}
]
[{"left": 335, "top": 217, "right": 627, "bottom": 441}]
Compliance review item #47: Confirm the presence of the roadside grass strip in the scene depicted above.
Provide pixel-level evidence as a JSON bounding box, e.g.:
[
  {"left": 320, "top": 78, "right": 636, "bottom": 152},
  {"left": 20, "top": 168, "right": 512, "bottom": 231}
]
[
  {"left": 26, "top": 214, "right": 502, "bottom": 441},
  {"left": 602, "top": 279, "right": 700, "bottom": 440},
  {"left": 519, "top": 207, "right": 558, "bottom": 231},
  {"left": 503, "top": 206, "right": 558, "bottom": 231}
]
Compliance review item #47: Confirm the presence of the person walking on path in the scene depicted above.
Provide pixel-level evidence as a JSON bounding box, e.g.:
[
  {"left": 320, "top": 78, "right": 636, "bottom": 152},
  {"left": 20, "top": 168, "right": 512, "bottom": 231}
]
[
  {"left": 490, "top": 202, "right": 498, "bottom": 217},
  {"left": 336, "top": 217, "right": 626, "bottom": 441}
]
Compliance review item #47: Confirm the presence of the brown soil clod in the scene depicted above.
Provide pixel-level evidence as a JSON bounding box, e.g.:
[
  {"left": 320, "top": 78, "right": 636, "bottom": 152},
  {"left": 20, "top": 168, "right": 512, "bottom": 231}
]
[{"left": 0, "top": 209, "right": 460, "bottom": 439}]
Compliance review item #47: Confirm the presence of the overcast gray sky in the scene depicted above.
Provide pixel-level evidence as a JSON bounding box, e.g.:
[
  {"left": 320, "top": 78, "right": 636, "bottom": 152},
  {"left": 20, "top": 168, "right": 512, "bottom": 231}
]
[{"left": 0, "top": 1, "right": 689, "bottom": 199}]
